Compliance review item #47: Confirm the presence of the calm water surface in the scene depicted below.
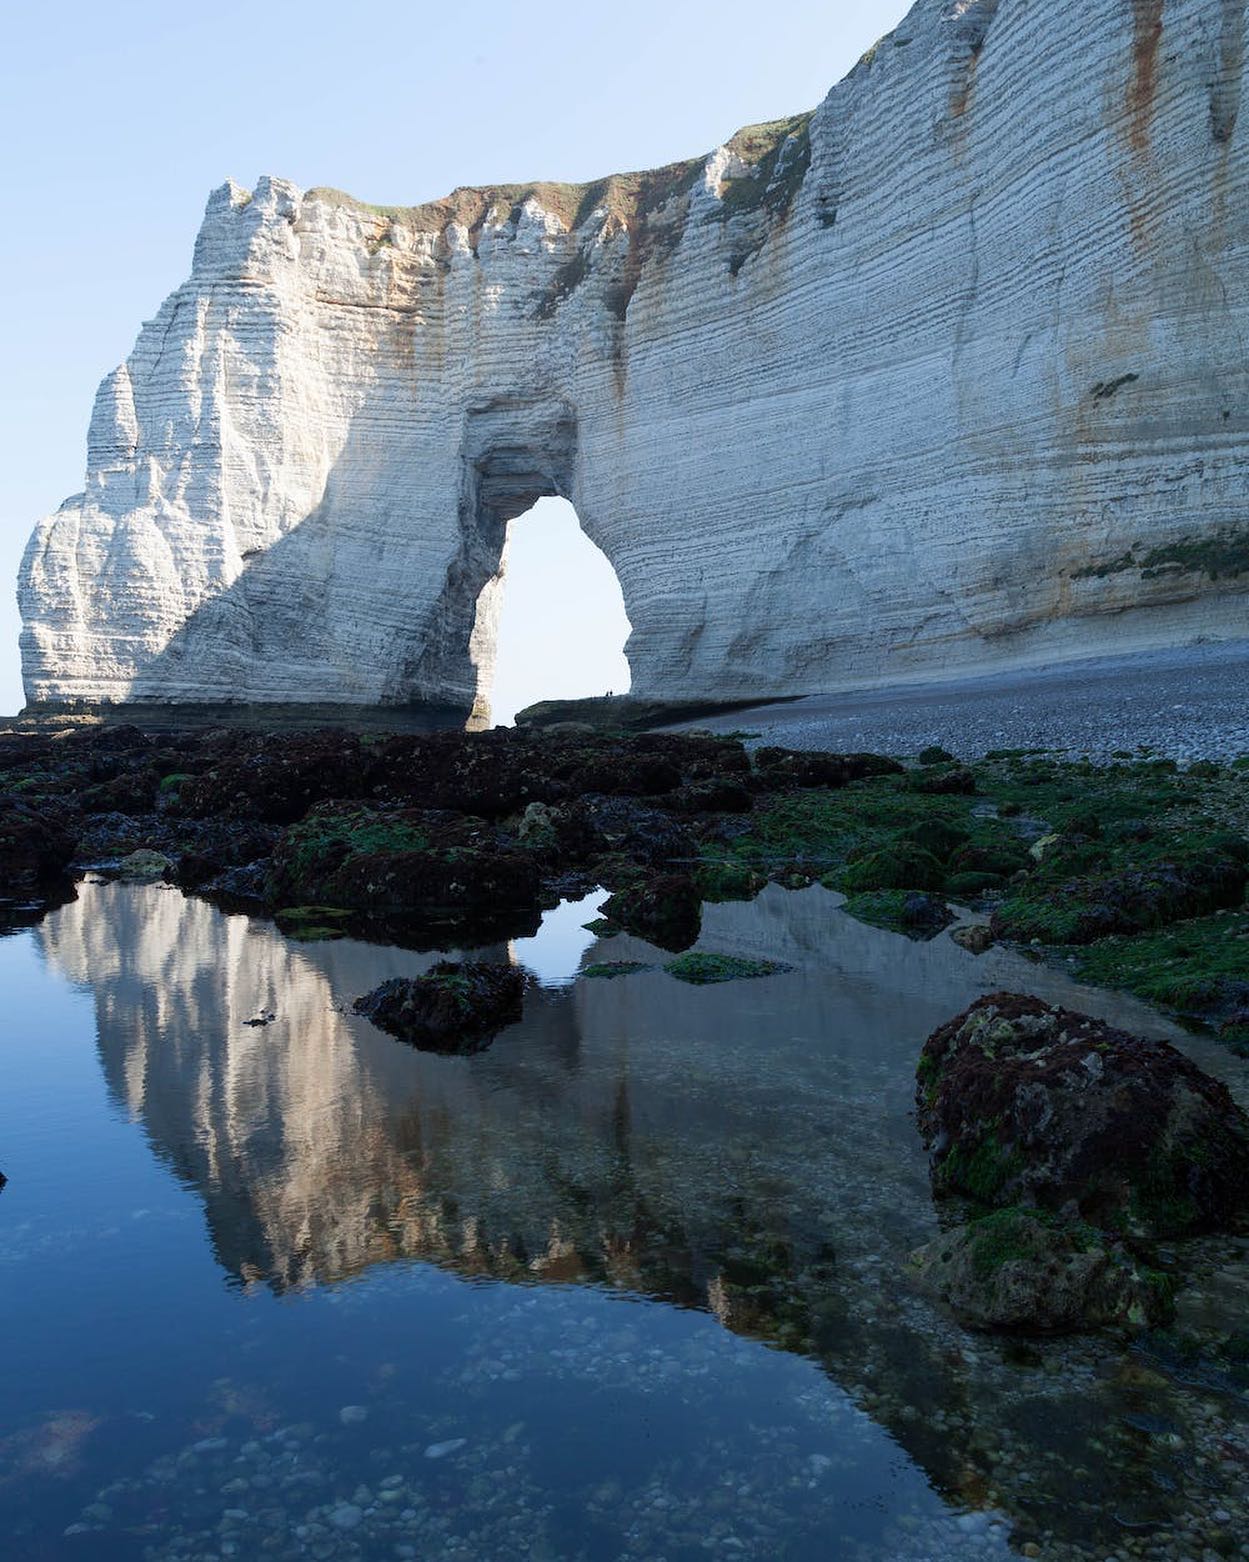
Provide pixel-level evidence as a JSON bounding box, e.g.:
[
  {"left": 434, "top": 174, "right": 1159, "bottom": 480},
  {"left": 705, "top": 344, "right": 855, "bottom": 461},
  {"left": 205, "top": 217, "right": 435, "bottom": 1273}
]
[{"left": 1, "top": 880, "right": 1247, "bottom": 1561}]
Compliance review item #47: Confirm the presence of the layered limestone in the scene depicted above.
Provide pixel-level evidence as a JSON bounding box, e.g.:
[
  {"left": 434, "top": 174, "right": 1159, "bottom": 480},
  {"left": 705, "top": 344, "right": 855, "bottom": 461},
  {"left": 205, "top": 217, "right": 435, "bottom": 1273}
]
[{"left": 18, "top": 0, "right": 1249, "bottom": 715}]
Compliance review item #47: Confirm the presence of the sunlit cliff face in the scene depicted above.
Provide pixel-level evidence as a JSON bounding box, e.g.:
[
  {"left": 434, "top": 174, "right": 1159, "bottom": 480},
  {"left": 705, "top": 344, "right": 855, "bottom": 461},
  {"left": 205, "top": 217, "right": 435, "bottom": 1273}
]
[{"left": 22, "top": 0, "right": 1249, "bottom": 713}]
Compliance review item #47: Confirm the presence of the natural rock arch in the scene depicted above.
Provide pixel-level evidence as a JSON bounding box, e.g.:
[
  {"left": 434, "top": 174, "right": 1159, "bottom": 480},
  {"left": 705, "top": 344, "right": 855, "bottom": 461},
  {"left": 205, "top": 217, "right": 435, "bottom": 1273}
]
[
  {"left": 412, "top": 398, "right": 598, "bottom": 721},
  {"left": 18, "top": 0, "right": 1249, "bottom": 715}
]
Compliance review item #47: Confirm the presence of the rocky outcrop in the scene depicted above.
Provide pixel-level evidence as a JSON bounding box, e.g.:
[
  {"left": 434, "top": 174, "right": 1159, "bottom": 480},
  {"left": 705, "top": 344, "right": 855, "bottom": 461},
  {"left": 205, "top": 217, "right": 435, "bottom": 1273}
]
[
  {"left": 18, "top": 0, "right": 1249, "bottom": 715},
  {"left": 353, "top": 962, "right": 526, "bottom": 1053},
  {"left": 908, "top": 1207, "right": 1174, "bottom": 1333},
  {"left": 917, "top": 993, "right": 1249, "bottom": 1238}
]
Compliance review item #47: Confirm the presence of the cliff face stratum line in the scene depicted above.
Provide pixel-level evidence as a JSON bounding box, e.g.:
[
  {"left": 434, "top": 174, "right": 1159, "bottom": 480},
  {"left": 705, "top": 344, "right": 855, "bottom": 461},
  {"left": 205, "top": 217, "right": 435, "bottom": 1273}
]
[{"left": 18, "top": 0, "right": 1249, "bottom": 716}]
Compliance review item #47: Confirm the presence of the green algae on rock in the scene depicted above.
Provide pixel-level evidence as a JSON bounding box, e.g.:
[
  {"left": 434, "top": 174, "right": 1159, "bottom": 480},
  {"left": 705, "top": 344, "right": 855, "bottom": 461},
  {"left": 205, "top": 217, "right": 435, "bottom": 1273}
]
[
  {"left": 840, "top": 890, "right": 954, "bottom": 940},
  {"left": 582, "top": 960, "right": 653, "bottom": 980},
  {"left": 601, "top": 873, "right": 702, "bottom": 952},
  {"left": 916, "top": 993, "right": 1249, "bottom": 1240},
  {"left": 353, "top": 961, "right": 525, "bottom": 1053},
  {"left": 909, "top": 1207, "right": 1174, "bottom": 1334},
  {"left": 273, "top": 905, "right": 355, "bottom": 942},
  {"left": 664, "top": 952, "right": 791, "bottom": 984}
]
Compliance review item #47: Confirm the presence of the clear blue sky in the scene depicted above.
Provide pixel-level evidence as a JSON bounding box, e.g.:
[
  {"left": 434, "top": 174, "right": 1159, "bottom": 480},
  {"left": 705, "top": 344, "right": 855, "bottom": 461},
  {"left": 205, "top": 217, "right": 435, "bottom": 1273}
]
[{"left": 0, "top": 0, "right": 908, "bottom": 717}]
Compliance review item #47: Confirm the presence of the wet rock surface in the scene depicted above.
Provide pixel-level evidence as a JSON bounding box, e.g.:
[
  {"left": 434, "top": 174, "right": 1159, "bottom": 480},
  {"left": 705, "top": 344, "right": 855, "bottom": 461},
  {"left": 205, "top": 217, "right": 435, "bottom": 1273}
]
[
  {"left": 909, "top": 1208, "right": 1174, "bottom": 1334},
  {"left": 917, "top": 994, "right": 1249, "bottom": 1239},
  {"left": 0, "top": 724, "right": 762, "bottom": 951},
  {"left": 353, "top": 963, "right": 525, "bottom": 1053},
  {"left": 4, "top": 717, "right": 1249, "bottom": 1052}
]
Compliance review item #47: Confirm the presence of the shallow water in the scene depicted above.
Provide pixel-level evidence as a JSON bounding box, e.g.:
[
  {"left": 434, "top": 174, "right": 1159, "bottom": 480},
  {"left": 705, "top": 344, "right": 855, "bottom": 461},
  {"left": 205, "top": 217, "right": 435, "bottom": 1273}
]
[{"left": 1, "top": 881, "right": 1247, "bottom": 1561}]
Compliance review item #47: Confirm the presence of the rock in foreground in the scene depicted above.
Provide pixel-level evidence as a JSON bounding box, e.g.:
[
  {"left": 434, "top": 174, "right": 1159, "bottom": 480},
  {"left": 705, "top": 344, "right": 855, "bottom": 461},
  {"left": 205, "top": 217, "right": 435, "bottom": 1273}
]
[
  {"left": 353, "top": 962, "right": 525, "bottom": 1053},
  {"left": 909, "top": 1208, "right": 1173, "bottom": 1334},
  {"left": 916, "top": 993, "right": 1249, "bottom": 1238}
]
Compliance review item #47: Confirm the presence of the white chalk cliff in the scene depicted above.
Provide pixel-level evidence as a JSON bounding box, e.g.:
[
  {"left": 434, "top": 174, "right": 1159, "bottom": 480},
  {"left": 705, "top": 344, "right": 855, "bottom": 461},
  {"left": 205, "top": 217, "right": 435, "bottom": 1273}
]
[{"left": 18, "top": 0, "right": 1249, "bottom": 715}]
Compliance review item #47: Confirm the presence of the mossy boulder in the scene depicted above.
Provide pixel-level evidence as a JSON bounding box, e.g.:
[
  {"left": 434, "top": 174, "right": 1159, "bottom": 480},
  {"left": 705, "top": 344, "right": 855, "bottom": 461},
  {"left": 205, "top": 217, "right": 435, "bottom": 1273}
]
[
  {"left": 899, "top": 817, "right": 971, "bottom": 862},
  {"left": 916, "top": 993, "right": 1249, "bottom": 1238},
  {"left": 909, "top": 1208, "right": 1174, "bottom": 1334},
  {"left": 908, "top": 765, "right": 977, "bottom": 796},
  {"left": 602, "top": 872, "right": 702, "bottom": 952},
  {"left": 947, "top": 840, "right": 1031, "bottom": 878},
  {"left": 991, "top": 846, "right": 1248, "bottom": 945},
  {"left": 0, "top": 796, "right": 76, "bottom": 890},
  {"left": 839, "top": 842, "right": 945, "bottom": 894},
  {"left": 267, "top": 802, "right": 543, "bottom": 938},
  {"left": 353, "top": 961, "right": 525, "bottom": 1053},
  {"left": 694, "top": 858, "right": 767, "bottom": 904},
  {"left": 664, "top": 951, "right": 790, "bottom": 983},
  {"left": 840, "top": 889, "right": 953, "bottom": 940}
]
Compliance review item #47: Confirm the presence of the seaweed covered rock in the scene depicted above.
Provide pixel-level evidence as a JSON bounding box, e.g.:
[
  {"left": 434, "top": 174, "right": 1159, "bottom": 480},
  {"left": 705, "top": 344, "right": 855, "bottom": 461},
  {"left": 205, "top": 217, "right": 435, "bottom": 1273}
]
[
  {"left": 841, "top": 889, "right": 954, "bottom": 939},
  {"left": 0, "top": 796, "right": 76, "bottom": 890},
  {"left": 839, "top": 842, "right": 945, "bottom": 894},
  {"left": 753, "top": 748, "right": 903, "bottom": 790},
  {"left": 552, "top": 797, "right": 695, "bottom": 871},
  {"left": 916, "top": 993, "right": 1249, "bottom": 1238},
  {"left": 80, "top": 764, "right": 161, "bottom": 814},
  {"left": 176, "top": 729, "right": 369, "bottom": 823},
  {"left": 570, "top": 752, "right": 682, "bottom": 797},
  {"left": 372, "top": 729, "right": 583, "bottom": 815},
  {"left": 603, "top": 873, "right": 702, "bottom": 952},
  {"left": 909, "top": 1208, "right": 1173, "bottom": 1334},
  {"left": 665, "top": 951, "right": 790, "bottom": 984},
  {"left": 368, "top": 729, "right": 748, "bottom": 818},
  {"left": 353, "top": 961, "right": 525, "bottom": 1053},
  {"left": 170, "top": 819, "right": 280, "bottom": 892},
  {"left": 267, "top": 803, "right": 543, "bottom": 939},
  {"left": 991, "top": 845, "right": 1248, "bottom": 945},
  {"left": 666, "top": 778, "right": 755, "bottom": 815}
]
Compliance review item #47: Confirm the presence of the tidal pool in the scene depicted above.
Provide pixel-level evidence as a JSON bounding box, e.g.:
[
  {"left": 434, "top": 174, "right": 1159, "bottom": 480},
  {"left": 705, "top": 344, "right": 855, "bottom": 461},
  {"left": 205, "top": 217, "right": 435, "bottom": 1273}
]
[{"left": 1, "top": 880, "right": 1247, "bottom": 1561}]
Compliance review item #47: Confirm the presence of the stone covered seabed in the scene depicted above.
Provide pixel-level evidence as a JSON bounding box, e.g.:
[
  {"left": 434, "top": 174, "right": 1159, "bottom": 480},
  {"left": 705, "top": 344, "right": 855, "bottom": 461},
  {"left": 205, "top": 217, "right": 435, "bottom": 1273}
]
[{"left": 18, "top": 0, "right": 1249, "bottom": 716}]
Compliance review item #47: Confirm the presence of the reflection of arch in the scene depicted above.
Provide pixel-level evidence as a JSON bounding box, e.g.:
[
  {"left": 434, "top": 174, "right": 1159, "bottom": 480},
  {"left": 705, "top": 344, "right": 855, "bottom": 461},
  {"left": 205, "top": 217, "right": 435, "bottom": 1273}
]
[{"left": 35, "top": 879, "right": 1212, "bottom": 1552}]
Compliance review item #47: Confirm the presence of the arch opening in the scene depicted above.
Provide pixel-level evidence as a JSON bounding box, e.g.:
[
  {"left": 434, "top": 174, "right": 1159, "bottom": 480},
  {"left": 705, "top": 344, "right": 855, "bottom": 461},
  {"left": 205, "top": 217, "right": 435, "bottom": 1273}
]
[{"left": 471, "top": 497, "right": 632, "bottom": 727}]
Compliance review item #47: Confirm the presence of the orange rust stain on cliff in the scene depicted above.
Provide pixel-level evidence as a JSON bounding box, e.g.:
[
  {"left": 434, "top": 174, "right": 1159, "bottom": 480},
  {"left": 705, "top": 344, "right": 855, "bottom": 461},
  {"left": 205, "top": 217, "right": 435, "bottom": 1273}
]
[
  {"left": 950, "top": 48, "right": 979, "bottom": 121},
  {"left": 1127, "top": 0, "right": 1165, "bottom": 154}
]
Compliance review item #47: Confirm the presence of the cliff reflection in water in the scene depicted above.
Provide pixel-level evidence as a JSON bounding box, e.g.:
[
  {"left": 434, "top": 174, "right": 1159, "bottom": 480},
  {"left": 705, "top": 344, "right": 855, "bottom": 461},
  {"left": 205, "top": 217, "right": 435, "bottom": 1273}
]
[
  {"left": 37, "top": 879, "right": 932, "bottom": 1299},
  {"left": 38, "top": 879, "right": 1192, "bottom": 1305},
  {"left": 36, "top": 879, "right": 1240, "bottom": 1551}
]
